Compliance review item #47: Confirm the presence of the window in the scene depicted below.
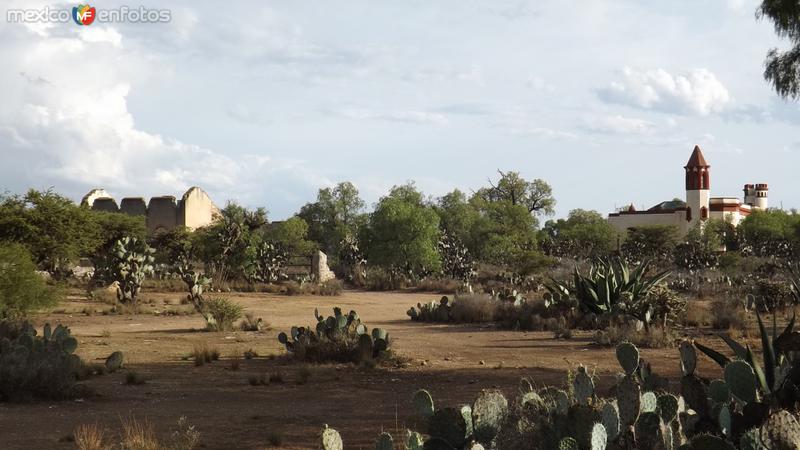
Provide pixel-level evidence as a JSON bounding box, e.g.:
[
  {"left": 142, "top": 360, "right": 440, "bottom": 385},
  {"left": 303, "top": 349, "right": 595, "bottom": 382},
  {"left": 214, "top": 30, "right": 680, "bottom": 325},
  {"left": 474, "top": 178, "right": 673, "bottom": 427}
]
[
  {"left": 686, "top": 207, "right": 692, "bottom": 221},
  {"left": 701, "top": 206, "right": 708, "bottom": 220}
]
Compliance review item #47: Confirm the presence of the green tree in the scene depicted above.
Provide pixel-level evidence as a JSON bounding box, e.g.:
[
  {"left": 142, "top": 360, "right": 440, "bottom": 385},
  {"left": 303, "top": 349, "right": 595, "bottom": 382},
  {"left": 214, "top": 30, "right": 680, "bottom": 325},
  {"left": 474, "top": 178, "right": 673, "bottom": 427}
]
[
  {"left": 621, "top": 225, "right": 679, "bottom": 265},
  {"left": 194, "top": 202, "right": 267, "bottom": 282},
  {"left": 0, "top": 243, "right": 60, "bottom": 318},
  {"left": 476, "top": 170, "right": 556, "bottom": 216},
  {"left": 758, "top": 0, "right": 800, "bottom": 99},
  {"left": 361, "top": 183, "right": 441, "bottom": 274},
  {"left": 434, "top": 189, "right": 480, "bottom": 246},
  {"left": 298, "top": 182, "right": 366, "bottom": 258},
  {"left": 264, "top": 217, "right": 317, "bottom": 256},
  {"left": 738, "top": 209, "right": 800, "bottom": 257},
  {"left": 540, "top": 209, "right": 617, "bottom": 259},
  {"left": 673, "top": 224, "right": 721, "bottom": 272}
]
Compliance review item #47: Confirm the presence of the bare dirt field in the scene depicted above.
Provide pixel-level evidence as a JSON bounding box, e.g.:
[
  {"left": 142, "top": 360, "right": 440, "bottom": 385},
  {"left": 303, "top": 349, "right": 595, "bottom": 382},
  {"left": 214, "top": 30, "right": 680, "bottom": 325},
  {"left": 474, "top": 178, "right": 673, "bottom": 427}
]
[{"left": 0, "top": 290, "right": 724, "bottom": 449}]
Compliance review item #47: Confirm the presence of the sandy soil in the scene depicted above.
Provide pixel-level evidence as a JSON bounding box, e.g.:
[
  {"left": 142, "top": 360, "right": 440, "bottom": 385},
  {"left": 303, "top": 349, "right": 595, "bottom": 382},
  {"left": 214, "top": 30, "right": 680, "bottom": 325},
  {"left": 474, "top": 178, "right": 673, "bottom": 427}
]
[{"left": 0, "top": 290, "right": 726, "bottom": 449}]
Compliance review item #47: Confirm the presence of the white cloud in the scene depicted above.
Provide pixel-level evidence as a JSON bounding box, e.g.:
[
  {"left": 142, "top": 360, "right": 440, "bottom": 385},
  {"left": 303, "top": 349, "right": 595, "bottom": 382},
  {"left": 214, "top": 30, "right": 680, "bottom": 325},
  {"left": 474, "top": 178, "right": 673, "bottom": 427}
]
[
  {"left": 0, "top": 21, "right": 327, "bottom": 209},
  {"left": 598, "top": 67, "right": 731, "bottom": 115},
  {"left": 585, "top": 115, "right": 656, "bottom": 135},
  {"left": 334, "top": 107, "right": 449, "bottom": 125}
]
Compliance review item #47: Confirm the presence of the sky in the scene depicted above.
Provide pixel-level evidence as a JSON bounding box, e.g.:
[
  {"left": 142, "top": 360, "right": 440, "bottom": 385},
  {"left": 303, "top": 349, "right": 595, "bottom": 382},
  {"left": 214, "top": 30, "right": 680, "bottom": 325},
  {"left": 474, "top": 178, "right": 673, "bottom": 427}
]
[{"left": 1, "top": 0, "right": 799, "bottom": 220}]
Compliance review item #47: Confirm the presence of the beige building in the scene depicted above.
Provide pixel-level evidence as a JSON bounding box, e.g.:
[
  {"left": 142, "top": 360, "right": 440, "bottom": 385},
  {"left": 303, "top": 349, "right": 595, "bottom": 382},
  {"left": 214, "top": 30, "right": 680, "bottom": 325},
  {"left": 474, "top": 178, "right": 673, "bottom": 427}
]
[
  {"left": 81, "top": 186, "right": 220, "bottom": 234},
  {"left": 608, "top": 145, "right": 768, "bottom": 236}
]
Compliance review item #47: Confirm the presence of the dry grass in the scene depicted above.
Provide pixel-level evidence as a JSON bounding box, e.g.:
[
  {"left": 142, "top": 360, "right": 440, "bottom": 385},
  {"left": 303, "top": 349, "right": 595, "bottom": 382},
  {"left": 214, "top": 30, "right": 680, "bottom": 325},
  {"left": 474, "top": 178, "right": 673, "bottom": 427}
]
[
  {"left": 594, "top": 324, "right": 676, "bottom": 349},
  {"left": 682, "top": 300, "right": 711, "bottom": 327},
  {"left": 74, "top": 423, "right": 109, "bottom": 450},
  {"left": 710, "top": 300, "right": 748, "bottom": 331},
  {"left": 450, "top": 293, "right": 497, "bottom": 323},
  {"left": 191, "top": 344, "right": 220, "bottom": 366},
  {"left": 120, "top": 417, "right": 159, "bottom": 450}
]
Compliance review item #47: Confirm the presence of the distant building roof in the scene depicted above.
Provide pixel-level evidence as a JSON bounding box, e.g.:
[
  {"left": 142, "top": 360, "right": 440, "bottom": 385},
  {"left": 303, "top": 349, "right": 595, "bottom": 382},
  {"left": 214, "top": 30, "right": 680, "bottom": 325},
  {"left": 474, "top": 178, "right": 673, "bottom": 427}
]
[
  {"left": 648, "top": 199, "right": 687, "bottom": 212},
  {"left": 685, "top": 145, "right": 709, "bottom": 168}
]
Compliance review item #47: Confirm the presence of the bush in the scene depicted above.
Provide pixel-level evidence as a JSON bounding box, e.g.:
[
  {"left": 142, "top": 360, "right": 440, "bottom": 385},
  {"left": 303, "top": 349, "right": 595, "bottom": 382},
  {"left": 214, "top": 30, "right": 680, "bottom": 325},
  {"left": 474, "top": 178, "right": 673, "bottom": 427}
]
[
  {"left": 318, "top": 279, "right": 343, "bottom": 296},
  {"left": 239, "top": 312, "right": 265, "bottom": 331},
  {"left": 682, "top": 300, "right": 711, "bottom": 327},
  {"left": 0, "top": 243, "right": 59, "bottom": 319},
  {"left": 709, "top": 300, "right": 747, "bottom": 331},
  {"left": 0, "top": 321, "right": 83, "bottom": 401},
  {"left": 365, "top": 267, "right": 407, "bottom": 291},
  {"left": 201, "top": 298, "right": 243, "bottom": 331},
  {"left": 593, "top": 323, "right": 676, "bottom": 348},
  {"left": 449, "top": 294, "right": 497, "bottom": 323}
]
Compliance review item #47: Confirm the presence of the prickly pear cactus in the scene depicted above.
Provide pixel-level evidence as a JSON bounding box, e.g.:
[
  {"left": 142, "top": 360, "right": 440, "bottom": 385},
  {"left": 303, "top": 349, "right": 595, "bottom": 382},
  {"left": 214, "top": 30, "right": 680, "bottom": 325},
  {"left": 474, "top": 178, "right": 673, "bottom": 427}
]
[
  {"left": 656, "top": 394, "right": 679, "bottom": 424},
  {"left": 616, "top": 342, "right": 640, "bottom": 375},
  {"left": 759, "top": 409, "right": 800, "bottom": 450},
  {"left": 634, "top": 412, "right": 663, "bottom": 448},
  {"left": 105, "top": 351, "right": 124, "bottom": 372},
  {"left": 375, "top": 432, "right": 393, "bottom": 450},
  {"left": 321, "top": 425, "right": 343, "bottom": 450},
  {"left": 590, "top": 422, "right": 607, "bottom": 450},
  {"left": 617, "top": 375, "right": 641, "bottom": 429},
  {"left": 724, "top": 360, "right": 757, "bottom": 404},
  {"left": 405, "top": 430, "right": 424, "bottom": 450},
  {"left": 428, "top": 407, "right": 468, "bottom": 448},
  {"left": 709, "top": 379, "right": 730, "bottom": 405},
  {"left": 739, "top": 429, "right": 768, "bottom": 450},
  {"left": 559, "top": 437, "right": 579, "bottom": 450},
  {"left": 679, "top": 340, "right": 696, "bottom": 376},
  {"left": 471, "top": 389, "right": 508, "bottom": 443},
  {"left": 641, "top": 391, "right": 658, "bottom": 413},
  {"left": 413, "top": 389, "right": 435, "bottom": 419},
  {"left": 686, "top": 433, "right": 736, "bottom": 450},
  {"left": 573, "top": 366, "right": 595, "bottom": 406},
  {"left": 601, "top": 402, "right": 620, "bottom": 441}
]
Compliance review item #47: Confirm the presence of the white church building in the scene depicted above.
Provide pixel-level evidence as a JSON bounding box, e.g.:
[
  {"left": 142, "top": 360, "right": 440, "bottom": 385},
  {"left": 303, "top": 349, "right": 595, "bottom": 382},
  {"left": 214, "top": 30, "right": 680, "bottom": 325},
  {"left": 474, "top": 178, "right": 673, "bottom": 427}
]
[{"left": 608, "top": 145, "right": 768, "bottom": 236}]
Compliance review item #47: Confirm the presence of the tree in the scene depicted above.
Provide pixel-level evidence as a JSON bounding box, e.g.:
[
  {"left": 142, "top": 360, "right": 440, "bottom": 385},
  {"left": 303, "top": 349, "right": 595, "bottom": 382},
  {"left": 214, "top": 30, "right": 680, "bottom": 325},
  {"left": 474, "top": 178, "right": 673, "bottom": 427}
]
[
  {"left": 0, "top": 189, "right": 145, "bottom": 274},
  {"left": 0, "top": 243, "right": 60, "bottom": 319},
  {"left": 298, "top": 182, "right": 366, "bottom": 259},
  {"left": 758, "top": 0, "right": 800, "bottom": 99},
  {"left": 673, "top": 224, "right": 721, "bottom": 272},
  {"left": 194, "top": 202, "right": 267, "bottom": 283},
  {"left": 361, "top": 183, "right": 441, "bottom": 275},
  {"left": 476, "top": 170, "right": 556, "bottom": 216},
  {"left": 738, "top": 209, "right": 800, "bottom": 257},
  {"left": 264, "top": 217, "right": 317, "bottom": 256},
  {"left": 434, "top": 190, "right": 480, "bottom": 246},
  {"left": 540, "top": 209, "right": 617, "bottom": 259},
  {"left": 621, "top": 225, "right": 679, "bottom": 265}
]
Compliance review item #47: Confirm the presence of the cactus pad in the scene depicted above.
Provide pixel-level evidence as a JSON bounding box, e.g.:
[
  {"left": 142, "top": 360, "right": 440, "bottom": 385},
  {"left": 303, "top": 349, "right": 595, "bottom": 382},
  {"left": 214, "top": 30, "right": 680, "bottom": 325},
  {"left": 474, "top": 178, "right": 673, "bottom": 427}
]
[
  {"left": 412, "top": 389, "right": 435, "bottom": 418},
  {"left": 656, "top": 393, "right": 679, "bottom": 423},
  {"left": 679, "top": 340, "right": 697, "bottom": 376},
  {"left": 472, "top": 389, "right": 508, "bottom": 443},
  {"left": 590, "top": 423, "right": 607, "bottom": 450},
  {"left": 709, "top": 379, "right": 730, "bottom": 404},
  {"left": 321, "top": 425, "right": 343, "bottom": 450},
  {"left": 428, "top": 407, "right": 468, "bottom": 448},
  {"left": 640, "top": 391, "right": 658, "bottom": 413},
  {"left": 375, "top": 432, "right": 393, "bottom": 450},
  {"left": 558, "top": 437, "right": 579, "bottom": 450},
  {"left": 601, "top": 402, "right": 620, "bottom": 441},
  {"left": 573, "top": 366, "right": 595, "bottom": 405},
  {"left": 617, "top": 375, "right": 641, "bottom": 429},
  {"left": 616, "top": 342, "right": 640, "bottom": 375},
  {"left": 724, "top": 360, "right": 757, "bottom": 404}
]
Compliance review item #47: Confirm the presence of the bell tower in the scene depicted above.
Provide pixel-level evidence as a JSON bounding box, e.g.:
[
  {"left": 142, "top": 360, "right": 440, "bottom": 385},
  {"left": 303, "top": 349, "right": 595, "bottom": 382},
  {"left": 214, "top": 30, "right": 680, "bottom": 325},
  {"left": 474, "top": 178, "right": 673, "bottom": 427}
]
[{"left": 685, "top": 145, "right": 710, "bottom": 225}]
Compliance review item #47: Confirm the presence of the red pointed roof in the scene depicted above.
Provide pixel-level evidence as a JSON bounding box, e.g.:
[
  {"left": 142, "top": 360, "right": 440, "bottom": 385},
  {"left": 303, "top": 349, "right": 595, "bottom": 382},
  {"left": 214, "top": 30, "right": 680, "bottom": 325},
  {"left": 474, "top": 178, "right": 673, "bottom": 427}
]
[{"left": 685, "top": 145, "right": 709, "bottom": 168}]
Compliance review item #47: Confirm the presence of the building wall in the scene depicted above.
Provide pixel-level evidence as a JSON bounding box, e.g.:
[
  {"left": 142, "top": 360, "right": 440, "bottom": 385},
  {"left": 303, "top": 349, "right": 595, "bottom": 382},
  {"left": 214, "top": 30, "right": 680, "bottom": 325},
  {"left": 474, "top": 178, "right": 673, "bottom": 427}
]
[
  {"left": 119, "top": 198, "right": 147, "bottom": 216},
  {"left": 608, "top": 210, "right": 690, "bottom": 238},
  {"left": 146, "top": 196, "right": 178, "bottom": 234},
  {"left": 178, "top": 187, "right": 219, "bottom": 231}
]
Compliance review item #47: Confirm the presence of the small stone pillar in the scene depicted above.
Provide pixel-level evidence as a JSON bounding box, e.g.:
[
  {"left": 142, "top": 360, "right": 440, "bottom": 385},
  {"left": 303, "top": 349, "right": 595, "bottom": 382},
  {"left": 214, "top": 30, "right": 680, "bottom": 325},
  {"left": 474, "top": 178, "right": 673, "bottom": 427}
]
[{"left": 311, "top": 251, "right": 336, "bottom": 282}]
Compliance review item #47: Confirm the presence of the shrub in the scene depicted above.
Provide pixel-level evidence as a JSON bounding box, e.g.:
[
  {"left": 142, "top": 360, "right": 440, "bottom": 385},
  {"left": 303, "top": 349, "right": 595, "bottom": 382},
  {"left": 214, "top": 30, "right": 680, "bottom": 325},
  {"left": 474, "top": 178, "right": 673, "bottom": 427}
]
[
  {"left": 125, "top": 370, "right": 146, "bottom": 385},
  {"left": 449, "top": 294, "right": 497, "bottom": 323},
  {"left": 365, "top": 267, "right": 407, "bottom": 291},
  {"left": 0, "top": 321, "right": 83, "bottom": 401},
  {"left": 73, "top": 423, "right": 107, "bottom": 450},
  {"left": 191, "top": 344, "right": 220, "bottom": 366},
  {"left": 593, "top": 323, "right": 676, "bottom": 348},
  {"left": 120, "top": 416, "right": 199, "bottom": 450},
  {"left": 277, "top": 308, "right": 391, "bottom": 365},
  {"left": 239, "top": 312, "right": 265, "bottom": 331},
  {"left": 318, "top": 279, "right": 343, "bottom": 296},
  {"left": 709, "top": 300, "right": 747, "bottom": 331},
  {"left": 0, "top": 243, "right": 59, "bottom": 319},
  {"left": 201, "top": 298, "right": 243, "bottom": 331},
  {"left": 682, "top": 300, "right": 711, "bottom": 327},
  {"left": 283, "top": 280, "right": 303, "bottom": 296}
]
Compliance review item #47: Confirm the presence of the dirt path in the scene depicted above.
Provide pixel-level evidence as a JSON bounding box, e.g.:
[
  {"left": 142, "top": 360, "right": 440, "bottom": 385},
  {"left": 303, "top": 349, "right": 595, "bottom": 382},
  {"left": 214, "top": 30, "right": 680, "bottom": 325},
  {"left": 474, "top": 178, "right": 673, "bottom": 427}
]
[{"left": 0, "top": 290, "right": 721, "bottom": 449}]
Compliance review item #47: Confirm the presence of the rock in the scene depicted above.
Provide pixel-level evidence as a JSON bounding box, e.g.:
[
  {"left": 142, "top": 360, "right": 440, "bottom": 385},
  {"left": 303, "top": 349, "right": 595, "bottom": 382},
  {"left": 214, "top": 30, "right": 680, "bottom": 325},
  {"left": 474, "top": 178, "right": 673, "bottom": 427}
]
[
  {"left": 479, "top": 360, "right": 486, "bottom": 365},
  {"left": 105, "top": 351, "right": 124, "bottom": 372}
]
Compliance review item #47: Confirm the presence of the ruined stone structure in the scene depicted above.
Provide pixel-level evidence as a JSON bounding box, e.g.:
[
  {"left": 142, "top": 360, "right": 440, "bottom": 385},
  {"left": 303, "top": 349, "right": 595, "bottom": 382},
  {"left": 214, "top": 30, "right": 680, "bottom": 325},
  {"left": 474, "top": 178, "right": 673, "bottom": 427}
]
[
  {"left": 311, "top": 250, "right": 336, "bottom": 282},
  {"left": 608, "top": 145, "right": 769, "bottom": 237},
  {"left": 81, "top": 187, "right": 219, "bottom": 234}
]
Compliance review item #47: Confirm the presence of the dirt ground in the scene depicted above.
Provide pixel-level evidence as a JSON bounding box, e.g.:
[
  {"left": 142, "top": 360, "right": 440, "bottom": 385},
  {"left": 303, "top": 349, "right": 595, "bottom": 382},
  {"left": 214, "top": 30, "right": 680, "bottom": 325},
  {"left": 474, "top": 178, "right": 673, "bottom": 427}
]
[{"left": 0, "top": 290, "right": 726, "bottom": 449}]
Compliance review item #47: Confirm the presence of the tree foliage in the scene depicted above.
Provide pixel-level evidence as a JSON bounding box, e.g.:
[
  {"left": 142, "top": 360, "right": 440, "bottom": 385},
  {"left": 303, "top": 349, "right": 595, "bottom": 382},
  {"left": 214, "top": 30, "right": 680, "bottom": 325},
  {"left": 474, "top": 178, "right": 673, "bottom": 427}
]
[
  {"left": 540, "top": 209, "right": 618, "bottom": 259},
  {"left": 0, "top": 190, "right": 145, "bottom": 274},
  {"left": 0, "top": 243, "right": 60, "bottom": 319},
  {"left": 758, "top": 0, "right": 800, "bottom": 99},
  {"left": 298, "top": 182, "right": 366, "bottom": 259},
  {"left": 361, "top": 183, "right": 441, "bottom": 275},
  {"left": 621, "top": 225, "right": 679, "bottom": 266},
  {"left": 476, "top": 170, "right": 556, "bottom": 216}
]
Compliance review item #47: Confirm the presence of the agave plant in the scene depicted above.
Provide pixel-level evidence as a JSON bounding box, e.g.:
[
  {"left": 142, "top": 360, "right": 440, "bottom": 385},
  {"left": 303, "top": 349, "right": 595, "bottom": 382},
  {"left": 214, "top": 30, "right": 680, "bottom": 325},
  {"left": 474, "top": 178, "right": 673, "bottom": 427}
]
[
  {"left": 565, "top": 258, "right": 671, "bottom": 330},
  {"left": 694, "top": 308, "right": 800, "bottom": 409}
]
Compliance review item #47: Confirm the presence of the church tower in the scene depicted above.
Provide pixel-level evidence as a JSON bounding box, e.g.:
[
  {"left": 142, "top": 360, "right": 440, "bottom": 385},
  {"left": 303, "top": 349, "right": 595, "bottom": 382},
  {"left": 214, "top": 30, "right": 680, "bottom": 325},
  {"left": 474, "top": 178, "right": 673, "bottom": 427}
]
[{"left": 685, "top": 145, "right": 710, "bottom": 225}]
